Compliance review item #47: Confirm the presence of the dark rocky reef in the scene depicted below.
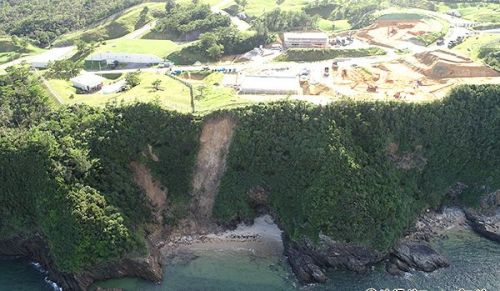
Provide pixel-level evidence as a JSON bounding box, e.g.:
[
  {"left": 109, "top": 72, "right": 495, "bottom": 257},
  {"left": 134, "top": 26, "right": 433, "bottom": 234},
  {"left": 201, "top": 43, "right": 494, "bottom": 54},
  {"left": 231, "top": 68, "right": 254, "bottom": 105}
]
[
  {"left": 464, "top": 209, "right": 500, "bottom": 243},
  {"left": 0, "top": 234, "right": 162, "bottom": 291},
  {"left": 386, "top": 241, "right": 449, "bottom": 275},
  {"left": 284, "top": 235, "right": 385, "bottom": 284}
]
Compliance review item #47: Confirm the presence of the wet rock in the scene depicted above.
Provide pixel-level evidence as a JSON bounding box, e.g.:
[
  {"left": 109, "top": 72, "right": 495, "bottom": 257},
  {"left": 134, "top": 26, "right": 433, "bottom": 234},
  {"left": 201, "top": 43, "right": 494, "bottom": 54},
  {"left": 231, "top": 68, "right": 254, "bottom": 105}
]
[
  {"left": 388, "top": 241, "right": 449, "bottom": 273},
  {"left": 464, "top": 209, "right": 500, "bottom": 243},
  {"left": 284, "top": 235, "right": 384, "bottom": 284}
]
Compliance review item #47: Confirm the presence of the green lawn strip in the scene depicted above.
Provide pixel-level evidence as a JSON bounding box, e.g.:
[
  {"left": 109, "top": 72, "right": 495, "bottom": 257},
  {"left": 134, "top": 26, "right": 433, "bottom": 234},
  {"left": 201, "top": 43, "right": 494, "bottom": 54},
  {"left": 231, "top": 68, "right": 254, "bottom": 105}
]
[
  {"left": 94, "top": 39, "right": 184, "bottom": 58},
  {"left": 275, "top": 47, "right": 386, "bottom": 62}
]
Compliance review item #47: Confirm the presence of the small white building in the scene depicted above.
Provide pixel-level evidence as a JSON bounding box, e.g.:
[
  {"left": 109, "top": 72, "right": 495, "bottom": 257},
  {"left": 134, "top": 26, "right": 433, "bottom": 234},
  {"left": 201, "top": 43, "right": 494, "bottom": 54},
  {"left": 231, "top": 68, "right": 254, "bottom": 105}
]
[
  {"left": 86, "top": 52, "right": 162, "bottom": 65},
  {"left": 71, "top": 73, "right": 105, "bottom": 93},
  {"left": 283, "top": 32, "right": 329, "bottom": 49},
  {"left": 239, "top": 75, "right": 300, "bottom": 95}
]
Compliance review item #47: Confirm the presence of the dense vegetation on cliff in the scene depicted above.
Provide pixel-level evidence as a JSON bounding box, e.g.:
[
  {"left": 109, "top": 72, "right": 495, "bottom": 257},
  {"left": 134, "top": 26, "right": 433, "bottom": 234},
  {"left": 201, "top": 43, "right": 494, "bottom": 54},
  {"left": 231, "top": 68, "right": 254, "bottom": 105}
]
[
  {"left": 0, "top": 0, "right": 141, "bottom": 46},
  {"left": 0, "top": 67, "right": 199, "bottom": 271},
  {"left": 214, "top": 85, "right": 499, "bottom": 249},
  {"left": 0, "top": 66, "right": 498, "bottom": 272}
]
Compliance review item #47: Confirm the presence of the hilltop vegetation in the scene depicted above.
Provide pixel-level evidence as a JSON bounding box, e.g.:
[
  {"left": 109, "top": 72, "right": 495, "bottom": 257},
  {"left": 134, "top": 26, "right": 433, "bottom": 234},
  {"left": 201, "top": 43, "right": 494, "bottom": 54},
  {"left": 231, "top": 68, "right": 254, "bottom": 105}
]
[
  {"left": 0, "top": 0, "right": 142, "bottom": 46},
  {"left": 151, "top": 2, "right": 231, "bottom": 41},
  {"left": 55, "top": 3, "right": 166, "bottom": 46},
  {"left": 214, "top": 84, "right": 499, "bottom": 249},
  {"left": 1, "top": 67, "right": 498, "bottom": 274}
]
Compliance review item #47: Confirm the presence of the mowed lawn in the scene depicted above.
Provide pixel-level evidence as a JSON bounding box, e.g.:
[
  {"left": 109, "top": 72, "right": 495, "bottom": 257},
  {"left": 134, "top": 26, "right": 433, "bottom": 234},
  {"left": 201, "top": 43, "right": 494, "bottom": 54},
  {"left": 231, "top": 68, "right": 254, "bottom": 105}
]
[
  {"left": 46, "top": 71, "right": 276, "bottom": 114},
  {"left": 94, "top": 39, "right": 183, "bottom": 58},
  {"left": 318, "top": 19, "right": 351, "bottom": 32},
  {"left": 49, "top": 72, "right": 193, "bottom": 112}
]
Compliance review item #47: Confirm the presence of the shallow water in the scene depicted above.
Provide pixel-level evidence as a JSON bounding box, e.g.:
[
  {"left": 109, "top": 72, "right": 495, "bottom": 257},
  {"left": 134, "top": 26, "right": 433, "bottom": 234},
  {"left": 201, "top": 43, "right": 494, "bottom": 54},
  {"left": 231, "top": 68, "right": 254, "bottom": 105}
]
[{"left": 1, "top": 229, "right": 499, "bottom": 291}]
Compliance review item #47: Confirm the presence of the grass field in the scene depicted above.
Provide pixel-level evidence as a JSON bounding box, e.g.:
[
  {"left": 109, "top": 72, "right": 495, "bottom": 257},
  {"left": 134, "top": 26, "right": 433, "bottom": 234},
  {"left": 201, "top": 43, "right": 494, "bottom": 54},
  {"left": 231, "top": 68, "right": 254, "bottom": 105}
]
[
  {"left": 94, "top": 39, "right": 184, "bottom": 58},
  {"left": 436, "top": 2, "right": 500, "bottom": 23},
  {"left": 46, "top": 71, "right": 261, "bottom": 113},
  {"left": 454, "top": 33, "right": 500, "bottom": 60},
  {"left": 222, "top": 0, "right": 308, "bottom": 17},
  {"left": 0, "top": 37, "right": 45, "bottom": 64},
  {"left": 317, "top": 19, "right": 351, "bottom": 32},
  {"left": 55, "top": 3, "right": 165, "bottom": 46}
]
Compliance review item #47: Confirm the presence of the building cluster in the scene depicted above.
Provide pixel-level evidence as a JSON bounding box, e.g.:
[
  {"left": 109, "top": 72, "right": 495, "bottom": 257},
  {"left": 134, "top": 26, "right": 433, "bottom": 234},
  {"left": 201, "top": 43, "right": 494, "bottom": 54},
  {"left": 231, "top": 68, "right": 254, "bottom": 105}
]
[{"left": 283, "top": 32, "right": 329, "bottom": 49}]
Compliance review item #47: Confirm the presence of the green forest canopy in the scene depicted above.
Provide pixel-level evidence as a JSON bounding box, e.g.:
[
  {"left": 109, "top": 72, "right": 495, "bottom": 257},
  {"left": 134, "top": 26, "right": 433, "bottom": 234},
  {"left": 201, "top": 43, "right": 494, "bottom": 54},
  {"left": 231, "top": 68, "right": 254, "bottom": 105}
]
[{"left": 0, "top": 66, "right": 498, "bottom": 272}]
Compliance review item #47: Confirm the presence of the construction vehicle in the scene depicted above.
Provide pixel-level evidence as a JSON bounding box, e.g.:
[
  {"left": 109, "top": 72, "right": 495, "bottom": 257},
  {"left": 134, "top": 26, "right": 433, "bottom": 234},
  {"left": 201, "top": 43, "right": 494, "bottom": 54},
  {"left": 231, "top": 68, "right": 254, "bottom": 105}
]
[
  {"left": 332, "top": 61, "right": 339, "bottom": 71},
  {"left": 341, "top": 69, "right": 348, "bottom": 79},
  {"left": 324, "top": 67, "right": 330, "bottom": 77},
  {"left": 367, "top": 85, "right": 378, "bottom": 92}
]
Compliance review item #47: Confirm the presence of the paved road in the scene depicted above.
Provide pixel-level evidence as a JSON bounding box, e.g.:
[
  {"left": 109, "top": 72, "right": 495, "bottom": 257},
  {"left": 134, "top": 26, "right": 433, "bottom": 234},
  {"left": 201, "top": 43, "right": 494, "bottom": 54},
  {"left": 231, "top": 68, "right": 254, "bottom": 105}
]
[
  {"left": 211, "top": 0, "right": 251, "bottom": 31},
  {"left": 0, "top": 46, "right": 75, "bottom": 70},
  {"left": 123, "top": 20, "right": 157, "bottom": 39}
]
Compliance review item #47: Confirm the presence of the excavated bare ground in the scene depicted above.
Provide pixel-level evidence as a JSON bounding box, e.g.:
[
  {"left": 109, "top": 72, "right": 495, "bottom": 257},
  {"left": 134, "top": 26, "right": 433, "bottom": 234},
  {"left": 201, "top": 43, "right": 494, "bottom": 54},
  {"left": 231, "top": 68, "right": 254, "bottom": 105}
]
[
  {"left": 405, "top": 50, "right": 500, "bottom": 79},
  {"left": 190, "top": 115, "right": 236, "bottom": 222},
  {"left": 355, "top": 20, "right": 435, "bottom": 49}
]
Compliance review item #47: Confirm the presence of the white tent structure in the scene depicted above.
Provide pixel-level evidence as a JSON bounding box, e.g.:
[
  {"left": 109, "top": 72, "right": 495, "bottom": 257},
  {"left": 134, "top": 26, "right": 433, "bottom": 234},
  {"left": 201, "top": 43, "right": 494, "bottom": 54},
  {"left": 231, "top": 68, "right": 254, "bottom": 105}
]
[
  {"left": 71, "top": 73, "right": 106, "bottom": 93},
  {"left": 283, "top": 32, "right": 329, "bottom": 49},
  {"left": 86, "top": 52, "right": 162, "bottom": 65},
  {"left": 239, "top": 75, "right": 300, "bottom": 95}
]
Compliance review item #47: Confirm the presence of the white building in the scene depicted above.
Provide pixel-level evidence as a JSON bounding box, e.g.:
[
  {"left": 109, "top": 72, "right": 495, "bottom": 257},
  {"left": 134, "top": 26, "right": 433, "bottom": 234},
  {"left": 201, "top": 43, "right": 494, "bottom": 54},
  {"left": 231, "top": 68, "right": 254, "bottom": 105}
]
[
  {"left": 86, "top": 52, "right": 162, "bottom": 65},
  {"left": 71, "top": 73, "right": 105, "bottom": 93},
  {"left": 283, "top": 32, "right": 329, "bottom": 49},
  {"left": 239, "top": 75, "right": 300, "bottom": 95},
  {"left": 30, "top": 47, "right": 74, "bottom": 68}
]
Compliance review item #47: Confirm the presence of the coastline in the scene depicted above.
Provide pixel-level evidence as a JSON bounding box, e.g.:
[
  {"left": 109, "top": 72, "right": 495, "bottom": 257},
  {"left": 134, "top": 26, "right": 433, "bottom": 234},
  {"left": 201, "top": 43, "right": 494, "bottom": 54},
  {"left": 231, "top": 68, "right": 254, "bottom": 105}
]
[{"left": 161, "top": 215, "right": 284, "bottom": 261}]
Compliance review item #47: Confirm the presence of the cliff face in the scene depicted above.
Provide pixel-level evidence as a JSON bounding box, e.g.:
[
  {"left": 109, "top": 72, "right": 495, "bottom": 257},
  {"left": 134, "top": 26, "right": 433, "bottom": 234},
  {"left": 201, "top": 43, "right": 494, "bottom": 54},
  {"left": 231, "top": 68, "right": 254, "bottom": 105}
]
[
  {"left": 0, "top": 85, "right": 498, "bottom": 289},
  {"left": 0, "top": 234, "right": 162, "bottom": 290}
]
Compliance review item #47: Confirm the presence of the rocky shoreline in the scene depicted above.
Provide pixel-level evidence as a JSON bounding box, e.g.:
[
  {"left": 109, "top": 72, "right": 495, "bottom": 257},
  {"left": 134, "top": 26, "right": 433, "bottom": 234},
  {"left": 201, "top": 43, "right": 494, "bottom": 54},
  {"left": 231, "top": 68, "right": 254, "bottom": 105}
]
[
  {"left": 285, "top": 205, "right": 500, "bottom": 285},
  {"left": 1, "top": 200, "right": 498, "bottom": 290},
  {"left": 0, "top": 233, "right": 162, "bottom": 291}
]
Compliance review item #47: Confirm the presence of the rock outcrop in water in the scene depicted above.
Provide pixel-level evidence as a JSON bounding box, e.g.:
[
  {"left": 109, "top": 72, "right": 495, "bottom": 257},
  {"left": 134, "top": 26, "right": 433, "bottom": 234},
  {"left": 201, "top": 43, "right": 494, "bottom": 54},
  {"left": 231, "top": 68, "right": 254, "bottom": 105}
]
[
  {"left": 386, "top": 241, "right": 449, "bottom": 275},
  {"left": 284, "top": 235, "right": 385, "bottom": 284},
  {"left": 464, "top": 209, "right": 500, "bottom": 244}
]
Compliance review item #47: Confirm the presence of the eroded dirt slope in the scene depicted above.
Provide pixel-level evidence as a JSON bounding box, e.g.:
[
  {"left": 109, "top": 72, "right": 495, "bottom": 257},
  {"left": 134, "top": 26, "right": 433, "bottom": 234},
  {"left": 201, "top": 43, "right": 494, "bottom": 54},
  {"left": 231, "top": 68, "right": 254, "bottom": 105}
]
[{"left": 190, "top": 116, "right": 236, "bottom": 221}]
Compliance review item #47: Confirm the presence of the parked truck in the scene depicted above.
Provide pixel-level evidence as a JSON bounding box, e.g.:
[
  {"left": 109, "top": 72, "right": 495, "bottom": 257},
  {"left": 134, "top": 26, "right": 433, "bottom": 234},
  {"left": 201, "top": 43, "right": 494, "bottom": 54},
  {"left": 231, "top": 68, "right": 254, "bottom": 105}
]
[{"left": 324, "top": 67, "right": 330, "bottom": 77}]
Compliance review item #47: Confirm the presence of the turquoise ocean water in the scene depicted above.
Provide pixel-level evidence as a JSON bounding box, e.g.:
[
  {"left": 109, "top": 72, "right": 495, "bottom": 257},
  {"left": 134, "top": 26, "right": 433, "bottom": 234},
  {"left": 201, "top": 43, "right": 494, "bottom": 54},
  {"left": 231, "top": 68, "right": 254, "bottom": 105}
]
[{"left": 1, "top": 230, "right": 498, "bottom": 291}]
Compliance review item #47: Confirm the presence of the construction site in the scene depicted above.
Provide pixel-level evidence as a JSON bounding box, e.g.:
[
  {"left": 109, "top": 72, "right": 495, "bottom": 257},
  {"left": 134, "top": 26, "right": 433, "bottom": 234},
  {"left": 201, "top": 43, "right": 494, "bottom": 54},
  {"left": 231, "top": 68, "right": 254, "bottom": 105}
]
[
  {"left": 321, "top": 49, "right": 500, "bottom": 101},
  {"left": 226, "top": 16, "right": 498, "bottom": 102},
  {"left": 355, "top": 15, "right": 443, "bottom": 49}
]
